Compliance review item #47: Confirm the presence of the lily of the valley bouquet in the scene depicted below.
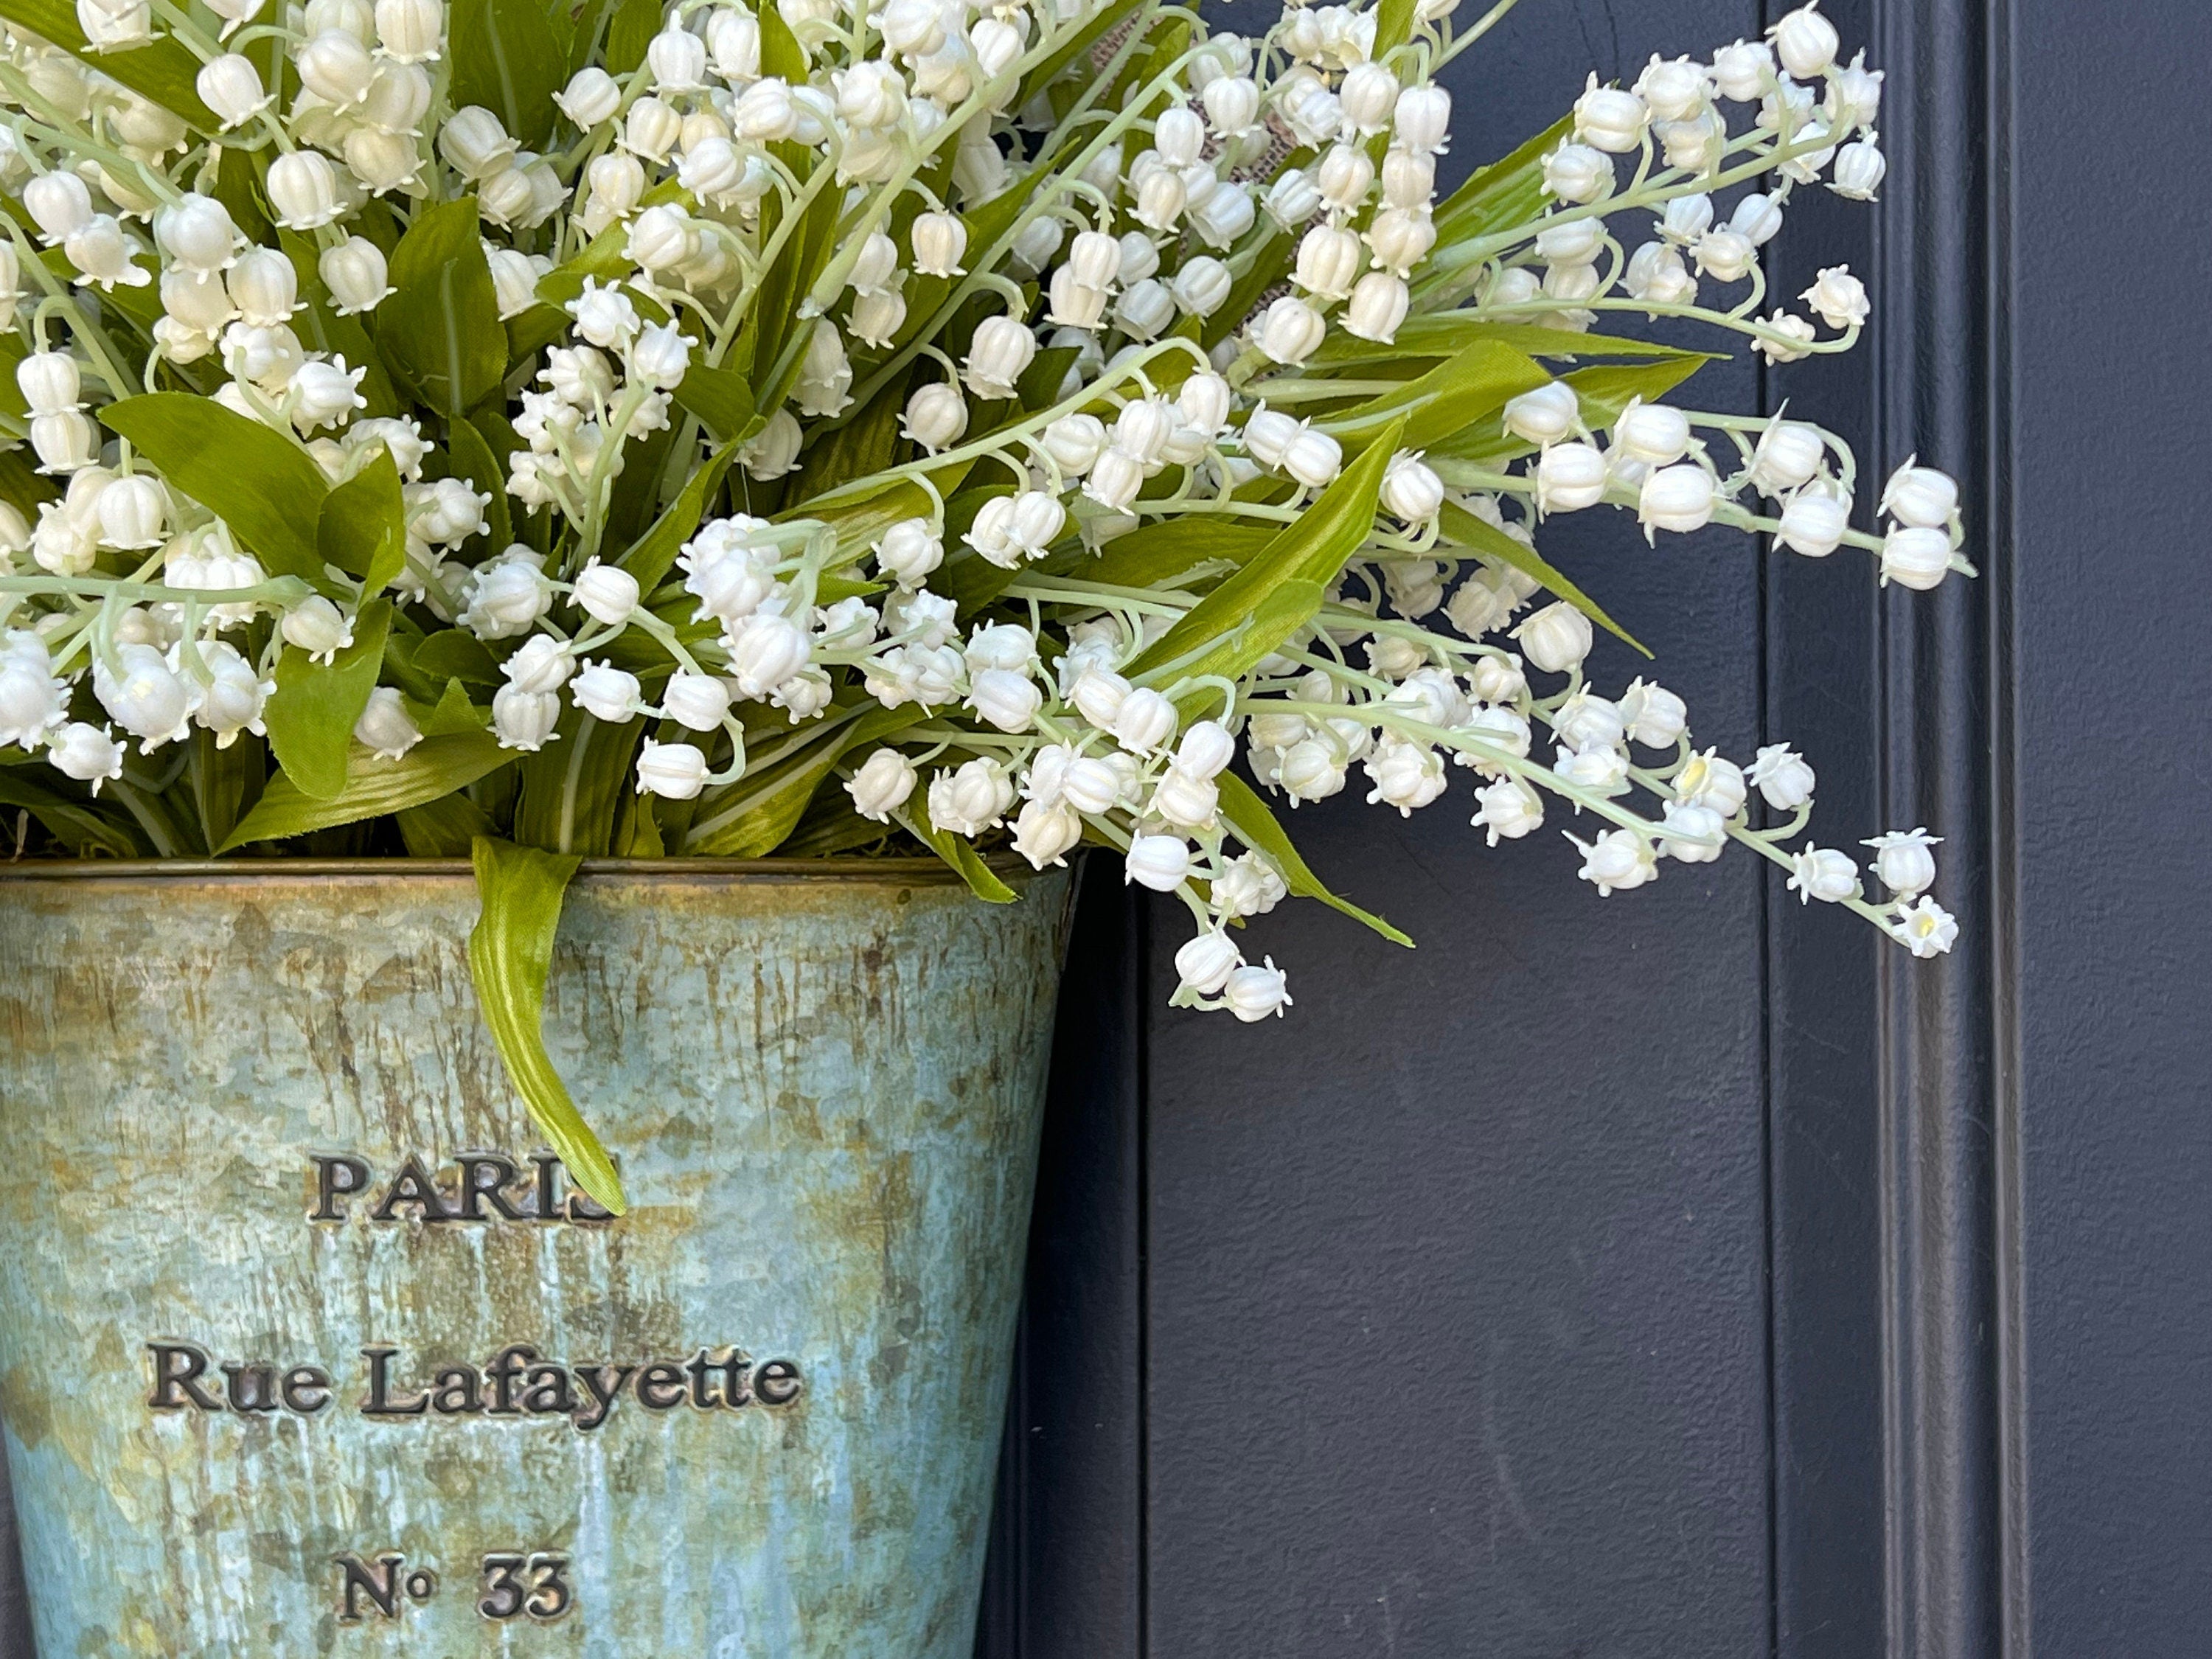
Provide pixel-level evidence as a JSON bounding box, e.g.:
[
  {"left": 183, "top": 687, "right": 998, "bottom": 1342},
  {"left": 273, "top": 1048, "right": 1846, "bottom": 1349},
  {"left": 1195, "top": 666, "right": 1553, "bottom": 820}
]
[{"left": 0, "top": 0, "right": 1966, "bottom": 1211}]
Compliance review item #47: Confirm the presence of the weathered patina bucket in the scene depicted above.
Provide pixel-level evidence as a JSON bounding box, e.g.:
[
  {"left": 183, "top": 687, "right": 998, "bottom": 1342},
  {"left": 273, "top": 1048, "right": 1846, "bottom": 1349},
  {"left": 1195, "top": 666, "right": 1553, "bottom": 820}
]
[{"left": 0, "top": 858, "right": 1071, "bottom": 1656}]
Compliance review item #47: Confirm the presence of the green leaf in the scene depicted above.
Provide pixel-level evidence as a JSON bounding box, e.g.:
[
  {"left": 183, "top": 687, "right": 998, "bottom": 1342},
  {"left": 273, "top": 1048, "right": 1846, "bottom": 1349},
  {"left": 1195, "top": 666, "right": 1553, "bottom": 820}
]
[
  {"left": 681, "top": 705, "right": 911, "bottom": 856},
  {"left": 396, "top": 790, "right": 494, "bottom": 855},
  {"left": 1216, "top": 771, "right": 1413, "bottom": 947},
  {"left": 448, "top": 413, "right": 513, "bottom": 549},
  {"left": 1127, "top": 418, "right": 1405, "bottom": 689},
  {"left": 1371, "top": 0, "right": 1416, "bottom": 61},
  {"left": 1436, "top": 499, "right": 1649, "bottom": 656},
  {"left": 1430, "top": 114, "right": 1574, "bottom": 247},
  {"left": 899, "top": 810, "right": 1018, "bottom": 904},
  {"left": 220, "top": 730, "right": 513, "bottom": 849},
  {"left": 377, "top": 197, "right": 505, "bottom": 416},
  {"left": 1314, "top": 316, "right": 1699, "bottom": 367},
  {"left": 100, "top": 394, "right": 328, "bottom": 580},
  {"left": 511, "top": 709, "right": 644, "bottom": 855},
  {"left": 1318, "top": 339, "right": 1551, "bottom": 445},
  {"left": 0, "top": 768, "right": 144, "bottom": 857},
  {"left": 1206, "top": 223, "right": 1292, "bottom": 349},
  {"left": 318, "top": 448, "right": 408, "bottom": 591},
  {"left": 413, "top": 630, "right": 502, "bottom": 688},
  {"left": 757, "top": 0, "right": 807, "bottom": 80},
  {"left": 0, "top": 0, "right": 218, "bottom": 127},
  {"left": 467, "top": 837, "right": 627, "bottom": 1216},
  {"left": 1080, "top": 519, "right": 1277, "bottom": 590},
  {"left": 263, "top": 598, "right": 394, "bottom": 800},
  {"left": 451, "top": 0, "right": 566, "bottom": 147},
  {"left": 617, "top": 439, "right": 740, "bottom": 589},
  {"left": 602, "top": 0, "right": 658, "bottom": 73},
  {"left": 0, "top": 448, "right": 58, "bottom": 518},
  {"left": 669, "top": 362, "right": 758, "bottom": 444}
]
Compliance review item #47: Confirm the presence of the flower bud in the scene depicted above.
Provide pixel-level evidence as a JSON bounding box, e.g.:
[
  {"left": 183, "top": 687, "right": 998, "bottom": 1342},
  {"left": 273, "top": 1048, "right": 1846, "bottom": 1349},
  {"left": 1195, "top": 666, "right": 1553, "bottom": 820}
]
[
  {"left": 439, "top": 105, "right": 517, "bottom": 178},
  {"left": 1652, "top": 801, "right": 1721, "bottom": 863},
  {"left": 1111, "top": 279, "right": 1173, "bottom": 341},
  {"left": 566, "top": 660, "right": 639, "bottom": 723},
  {"left": 1513, "top": 601, "right": 1593, "bottom": 674},
  {"left": 1771, "top": 2, "right": 1839, "bottom": 78},
  {"left": 1747, "top": 742, "right": 1817, "bottom": 811},
  {"left": 1337, "top": 271, "right": 1408, "bottom": 345},
  {"left": 1157, "top": 730, "right": 1228, "bottom": 793},
  {"left": 1293, "top": 224, "right": 1361, "bottom": 302},
  {"left": 911, "top": 212, "right": 967, "bottom": 278},
  {"left": 622, "top": 95, "right": 681, "bottom": 161},
  {"left": 1614, "top": 398, "right": 1692, "bottom": 466},
  {"left": 1123, "top": 833, "right": 1192, "bottom": 891},
  {"left": 1778, "top": 490, "right": 1849, "bottom": 557},
  {"left": 1865, "top": 828, "right": 1938, "bottom": 897},
  {"left": 647, "top": 24, "right": 708, "bottom": 92},
  {"left": 553, "top": 66, "right": 621, "bottom": 131},
  {"left": 902, "top": 382, "right": 967, "bottom": 452},
  {"left": 846, "top": 747, "right": 917, "bottom": 821},
  {"left": 1264, "top": 167, "right": 1322, "bottom": 228},
  {"left": 1036, "top": 412, "right": 1104, "bottom": 477},
  {"left": 18, "top": 352, "right": 83, "bottom": 418},
  {"left": 1710, "top": 39, "right": 1774, "bottom": 101},
  {"left": 373, "top": 0, "right": 442, "bottom": 59},
  {"left": 1787, "top": 844, "right": 1859, "bottom": 905},
  {"left": 723, "top": 611, "right": 811, "bottom": 697},
  {"left": 1174, "top": 930, "right": 1242, "bottom": 996},
  {"left": 659, "top": 668, "right": 731, "bottom": 732},
  {"left": 1750, "top": 420, "right": 1824, "bottom": 494},
  {"left": 635, "top": 737, "right": 707, "bottom": 798},
  {"left": 1831, "top": 138, "right": 1886, "bottom": 201},
  {"left": 346, "top": 684, "right": 418, "bottom": 760},
  {"left": 1381, "top": 452, "right": 1444, "bottom": 526},
  {"left": 866, "top": 518, "right": 939, "bottom": 590},
  {"left": 1201, "top": 74, "right": 1259, "bottom": 136},
  {"left": 299, "top": 29, "right": 376, "bottom": 105},
  {"left": 24, "top": 172, "right": 93, "bottom": 245},
  {"left": 732, "top": 76, "right": 797, "bottom": 142},
  {"left": 94, "top": 642, "right": 195, "bottom": 746},
  {"left": 31, "top": 412, "right": 97, "bottom": 474},
  {"left": 288, "top": 357, "right": 367, "bottom": 431},
  {"left": 197, "top": 53, "right": 271, "bottom": 127},
  {"left": 1110, "top": 686, "right": 1176, "bottom": 754},
  {"left": 1255, "top": 295, "right": 1325, "bottom": 365},
  {"left": 478, "top": 161, "right": 536, "bottom": 229},
  {"left": 1393, "top": 84, "right": 1450, "bottom": 154},
  {"left": 489, "top": 683, "right": 560, "bottom": 751},
  {"left": 96, "top": 473, "right": 167, "bottom": 548},
  {"left": 266, "top": 150, "right": 345, "bottom": 230},
  {"left": 1639, "top": 464, "right": 1714, "bottom": 537},
  {"left": 1535, "top": 442, "right": 1606, "bottom": 512},
  {"left": 1282, "top": 428, "right": 1343, "bottom": 491},
  {"left": 1570, "top": 75, "right": 1648, "bottom": 156},
  {"left": 1223, "top": 958, "right": 1292, "bottom": 1021},
  {"left": 46, "top": 721, "right": 123, "bottom": 790},
  {"left": 281, "top": 595, "right": 354, "bottom": 661},
  {"left": 928, "top": 757, "right": 1014, "bottom": 835},
  {"left": 962, "top": 314, "right": 1036, "bottom": 399},
  {"left": 1880, "top": 526, "right": 1952, "bottom": 591},
  {"left": 1801, "top": 264, "right": 1868, "bottom": 330},
  {"left": 1338, "top": 62, "right": 1400, "bottom": 135},
  {"left": 1881, "top": 459, "right": 1957, "bottom": 528}
]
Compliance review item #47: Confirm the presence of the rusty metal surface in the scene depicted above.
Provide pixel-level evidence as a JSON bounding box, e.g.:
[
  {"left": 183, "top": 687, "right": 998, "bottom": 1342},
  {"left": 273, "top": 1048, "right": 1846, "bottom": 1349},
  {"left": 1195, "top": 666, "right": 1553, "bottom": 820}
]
[{"left": 0, "top": 863, "right": 1071, "bottom": 1656}]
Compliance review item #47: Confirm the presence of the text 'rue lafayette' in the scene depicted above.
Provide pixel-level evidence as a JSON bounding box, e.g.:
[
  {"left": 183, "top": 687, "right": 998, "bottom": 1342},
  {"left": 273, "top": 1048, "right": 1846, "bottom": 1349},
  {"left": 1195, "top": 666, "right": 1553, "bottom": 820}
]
[{"left": 147, "top": 1343, "right": 801, "bottom": 1432}]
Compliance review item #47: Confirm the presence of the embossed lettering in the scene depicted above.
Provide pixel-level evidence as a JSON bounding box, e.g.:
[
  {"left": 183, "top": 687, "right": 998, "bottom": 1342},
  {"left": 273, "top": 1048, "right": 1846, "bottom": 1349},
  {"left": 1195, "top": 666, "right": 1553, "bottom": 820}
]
[
  {"left": 281, "top": 1365, "right": 331, "bottom": 1414},
  {"left": 636, "top": 1363, "right": 689, "bottom": 1410},
  {"left": 455, "top": 1155, "right": 526, "bottom": 1221},
  {"left": 431, "top": 1366, "right": 483, "bottom": 1414},
  {"left": 370, "top": 1155, "right": 454, "bottom": 1222},
  {"left": 313, "top": 1156, "right": 370, "bottom": 1222},
  {"left": 572, "top": 1365, "right": 636, "bottom": 1431},
  {"left": 220, "top": 1361, "right": 281, "bottom": 1413},
  {"left": 754, "top": 1360, "right": 803, "bottom": 1405},
  {"left": 147, "top": 1343, "right": 221, "bottom": 1411},
  {"left": 360, "top": 1346, "right": 428, "bottom": 1416}
]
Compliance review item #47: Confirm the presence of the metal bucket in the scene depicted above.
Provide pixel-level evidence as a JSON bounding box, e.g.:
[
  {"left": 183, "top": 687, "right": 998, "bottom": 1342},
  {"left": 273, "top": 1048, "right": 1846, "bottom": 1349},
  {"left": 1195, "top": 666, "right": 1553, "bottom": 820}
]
[{"left": 0, "top": 858, "right": 1072, "bottom": 1657}]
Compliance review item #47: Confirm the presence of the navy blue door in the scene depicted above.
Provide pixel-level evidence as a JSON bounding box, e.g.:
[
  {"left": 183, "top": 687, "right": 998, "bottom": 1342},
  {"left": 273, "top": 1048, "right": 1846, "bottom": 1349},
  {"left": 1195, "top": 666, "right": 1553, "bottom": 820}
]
[{"left": 976, "top": 2, "right": 2212, "bottom": 1655}]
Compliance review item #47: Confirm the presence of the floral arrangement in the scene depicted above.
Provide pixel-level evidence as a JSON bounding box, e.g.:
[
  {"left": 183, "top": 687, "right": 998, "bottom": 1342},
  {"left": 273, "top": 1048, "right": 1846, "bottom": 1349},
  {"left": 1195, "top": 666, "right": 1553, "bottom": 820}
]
[{"left": 0, "top": 0, "right": 1964, "bottom": 1210}]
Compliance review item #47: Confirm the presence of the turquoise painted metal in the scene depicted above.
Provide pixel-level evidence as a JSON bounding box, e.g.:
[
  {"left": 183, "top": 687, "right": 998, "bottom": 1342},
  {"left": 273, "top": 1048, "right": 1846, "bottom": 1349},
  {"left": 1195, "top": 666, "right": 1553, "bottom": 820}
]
[{"left": 0, "top": 859, "right": 1071, "bottom": 1656}]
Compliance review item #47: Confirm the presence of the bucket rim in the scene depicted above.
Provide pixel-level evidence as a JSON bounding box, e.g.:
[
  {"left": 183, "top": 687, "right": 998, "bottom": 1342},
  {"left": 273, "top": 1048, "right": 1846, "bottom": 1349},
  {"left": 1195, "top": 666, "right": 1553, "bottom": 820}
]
[{"left": 0, "top": 854, "right": 1037, "bottom": 883}]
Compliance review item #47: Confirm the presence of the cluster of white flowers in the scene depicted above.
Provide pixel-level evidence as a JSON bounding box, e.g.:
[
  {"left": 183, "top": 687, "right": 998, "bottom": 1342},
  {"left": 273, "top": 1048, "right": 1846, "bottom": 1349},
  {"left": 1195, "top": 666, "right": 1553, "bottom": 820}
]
[{"left": 0, "top": 0, "right": 1966, "bottom": 1016}]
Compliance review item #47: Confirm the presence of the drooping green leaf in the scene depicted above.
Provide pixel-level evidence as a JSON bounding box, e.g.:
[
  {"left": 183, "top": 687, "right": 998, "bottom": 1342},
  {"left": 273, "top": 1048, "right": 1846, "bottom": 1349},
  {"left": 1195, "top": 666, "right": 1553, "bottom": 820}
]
[
  {"left": 0, "top": 448, "right": 58, "bottom": 518},
  {"left": 0, "top": 768, "right": 145, "bottom": 858},
  {"left": 263, "top": 599, "right": 394, "bottom": 800},
  {"left": 377, "top": 196, "right": 506, "bottom": 416},
  {"left": 898, "top": 809, "right": 1019, "bottom": 903},
  {"left": 1436, "top": 499, "right": 1649, "bottom": 656},
  {"left": 1371, "top": 0, "right": 1416, "bottom": 62},
  {"left": 100, "top": 394, "right": 328, "bottom": 580},
  {"left": 785, "top": 368, "right": 907, "bottom": 507},
  {"left": 669, "top": 361, "right": 758, "bottom": 444},
  {"left": 1216, "top": 771, "right": 1413, "bottom": 947},
  {"left": 0, "top": 0, "right": 218, "bottom": 126},
  {"left": 1127, "top": 418, "right": 1405, "bottom": 690},
  {"left": 318, "top": 448, "right": 408, "bottom": 591},
  {"left": 757, "top": 0, "right": 807, "bottom": 80},
  {"left": 188, "top": 728, "right": 264, "bottom": 855},
  {"left": 414, "top": 674, "right": 493, "bottom": 735},
  {"left": 467, "top": 837, "right": 627, "bottom": 1216},
  {"left": 220, "top": 730, "right": 513, "bottom": 849},
  {"left": 616, "top": 438, "right": 740, "bottom": 589},
  {"left": 451, "top": 0, "right": 566, "bottom": 146}
]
